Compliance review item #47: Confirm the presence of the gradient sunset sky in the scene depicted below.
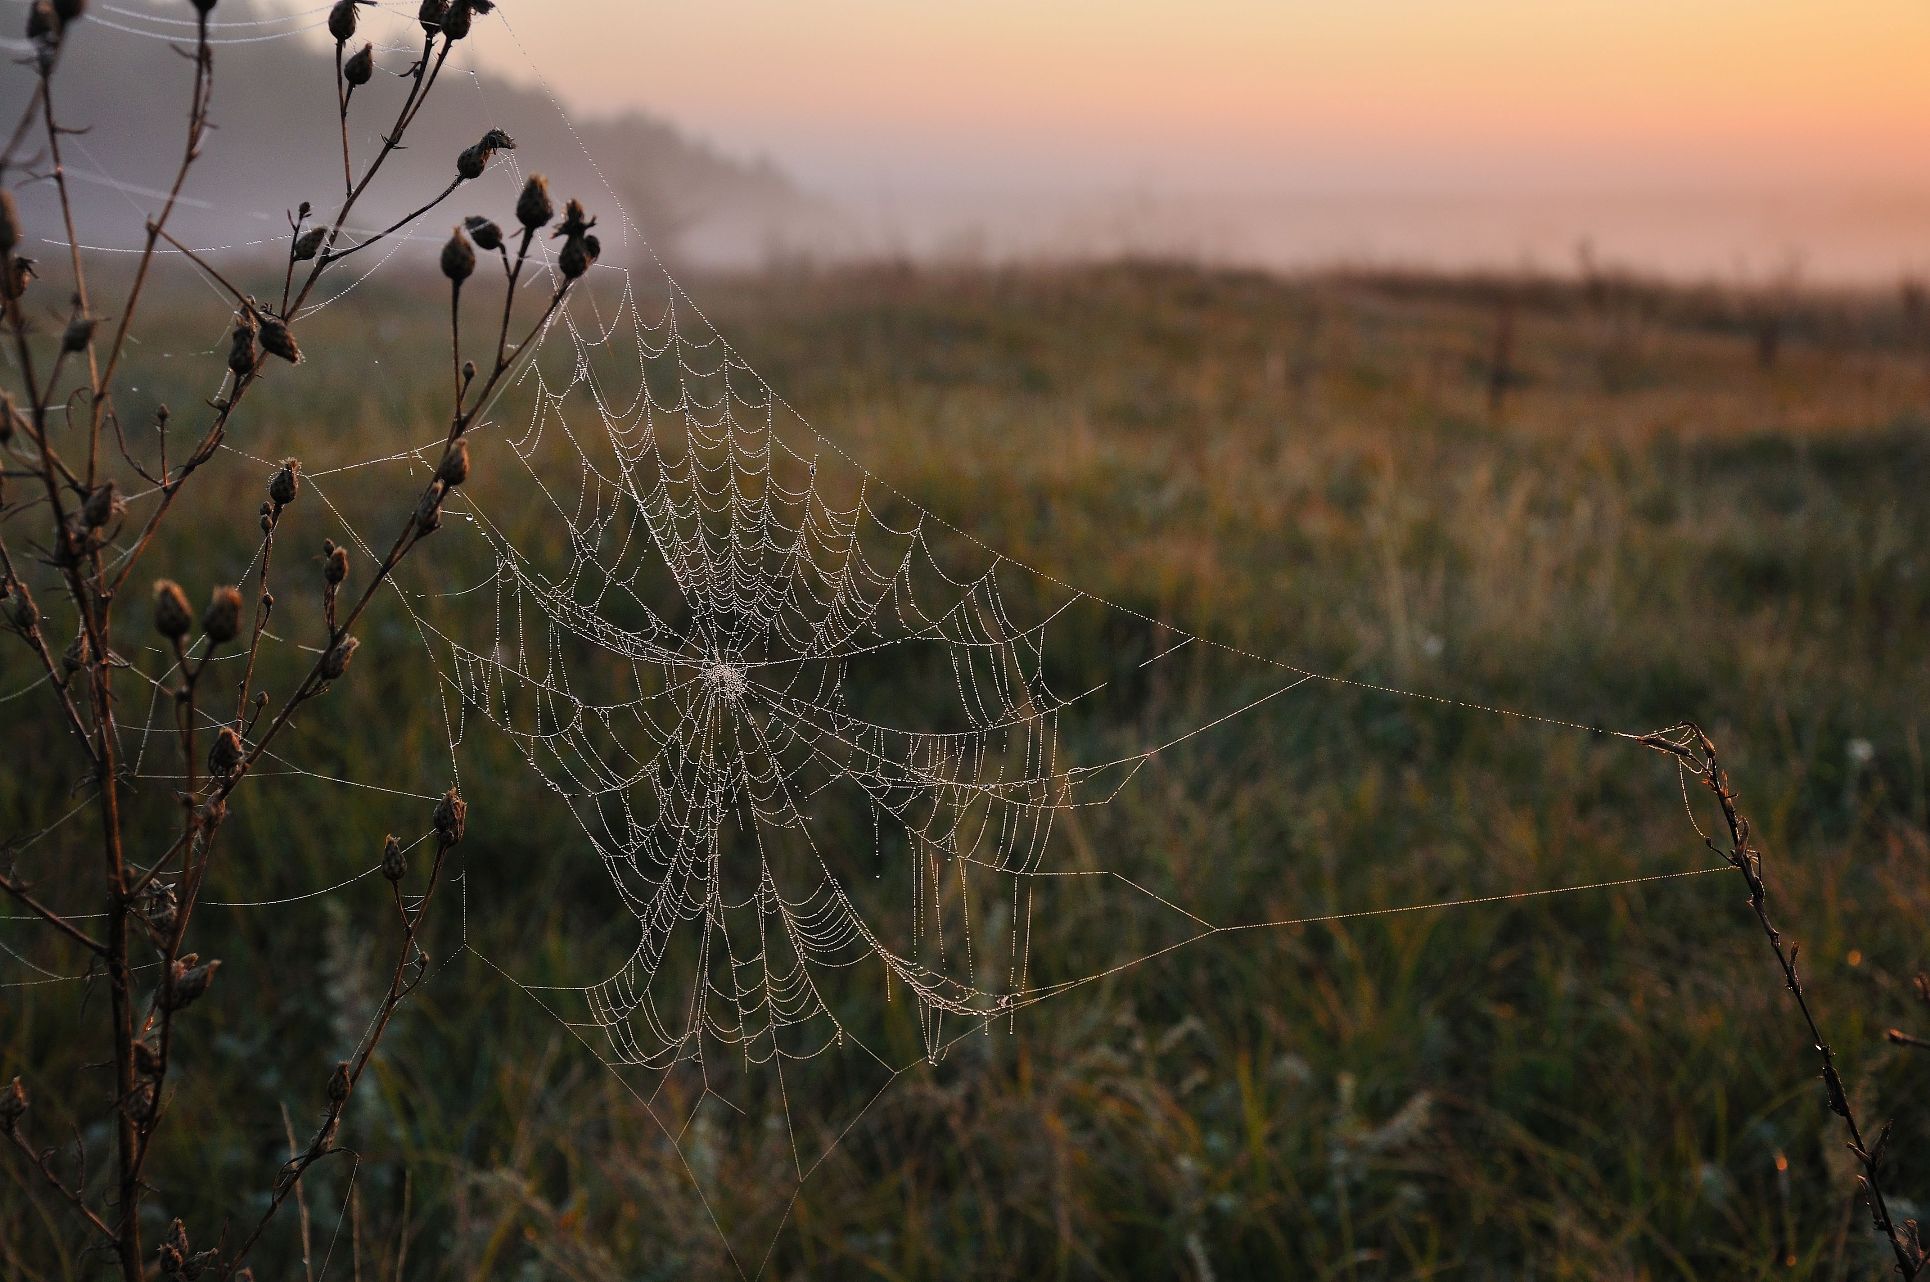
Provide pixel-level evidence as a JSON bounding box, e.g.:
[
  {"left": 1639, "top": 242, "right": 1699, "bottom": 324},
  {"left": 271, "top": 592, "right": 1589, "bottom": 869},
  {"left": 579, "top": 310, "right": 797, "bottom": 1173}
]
[{"left": 466, "top": 1, "right": 1930, "bottom": 194}]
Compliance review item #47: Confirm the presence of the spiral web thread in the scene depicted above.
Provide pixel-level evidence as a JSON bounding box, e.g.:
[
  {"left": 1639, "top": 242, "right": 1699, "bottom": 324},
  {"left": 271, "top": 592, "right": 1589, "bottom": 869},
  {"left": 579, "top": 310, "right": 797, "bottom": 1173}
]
[{"left": 0, "top": 3, "right": 1731, "bottom": 1275}]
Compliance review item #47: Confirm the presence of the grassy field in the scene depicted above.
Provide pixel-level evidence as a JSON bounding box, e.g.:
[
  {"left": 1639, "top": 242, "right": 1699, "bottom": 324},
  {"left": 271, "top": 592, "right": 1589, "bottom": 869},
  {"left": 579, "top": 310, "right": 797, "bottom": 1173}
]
[{"left": 4, "top": 260, "right": 1928, "bottom": 1280}]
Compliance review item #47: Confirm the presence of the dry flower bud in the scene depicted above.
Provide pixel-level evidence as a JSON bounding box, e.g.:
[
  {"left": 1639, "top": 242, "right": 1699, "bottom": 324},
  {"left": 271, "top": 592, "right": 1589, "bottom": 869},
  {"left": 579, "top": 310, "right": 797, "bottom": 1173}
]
[
  {"left": 516, "top": 173, "right": 553, "bottom": 231},
  {"left": 461, "top": 358, "right": 476, "bottom": 383},
  {"left": 440, "top": 0, "right": 471, "bottom": 40},
  {"left": 327, "top": 1060, "right": 352, "bottom": 1103},
  {"left": 382, "top": 833, "right": 407, "bottom": 881},
  {"left": 559, "top": 233, "right": 599, "bottom": 281},
  {"left": 343, "top": 42, "right": 374, "bottom": 86},
  {"left": 208, "top": 726, "right": 243, "bottom": 776},
  {"left": 190, "top": 0, "right": 216, "bottom": 12},
  {"left": 0, "top": 189, "right": 19, "bottom": 253},
  {"left": 324, "top": 542, "right": 349, "bottom": 587},
  {"left": 0, "top": 1077, "right": 25, "bottom": 1132},
  {"left": 440, "top": 226, "right": 475, "bottom": 283},
  {"left": 227, "top": 321, "right": 258, "bottom": 376},
  {"left": 437, "top": 439, "right": 470, "bottom": 487},
  {"left": 153, "top": 579, "right": 192, "bottom": 641},
  {"left": 269, "top": 458, "right": 300, "bottom": 507},
  {"left": 327, "top": 0, "right": 359, "bottom": 42},
  {"left": 455, "top": 129, "right": 514, "bottom": 181},
  {"left": 61, "top": 313, "right": 95, "bottom": 353},
  {"left": 53, "top": 0, "right": 84, "bottom": 22},
  {"left": 81, "top": 480, "right": 123, "bottom": 529},
  {"left": 413, "top": 481, "right": 445, "bottom": 534},
  {"left": 433, "top": 786, "right": 467, "bottom": 844},
  {"left": 292, "top": 226, "right": 326, "bottom": 262},
  {"left": 320, "top": 635, "right": 359, "bottom": 680},
  {"left": 463, "top": 214, "right": 503, "bottom": 252},
  {"left": 258, "top": 315, "right": 301, "bottom": 364},
  {"left": 416, "top": 0, "right": 445, "bottom": 34},
  {"left": 202, "top": 585, "right": 243, "bottom": 645},
  {"left": 162, "top": 956, "right": 221, "bottom": 1012},
  {"left": 3, "top": 590, "right": 35, "bottom": 632}
]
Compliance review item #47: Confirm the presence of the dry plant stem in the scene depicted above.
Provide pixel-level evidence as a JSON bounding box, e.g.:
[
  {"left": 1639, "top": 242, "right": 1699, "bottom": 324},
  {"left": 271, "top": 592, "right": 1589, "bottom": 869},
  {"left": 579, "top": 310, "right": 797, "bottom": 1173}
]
[
  {"left": 218, "top": 833, "right": 460, "bottom": 1281},
  {"left": 2, "top": 1128, "right": 116, "bottom": 1244},
  {"left": 0, "top": 537, "right": 98, "bottom": 764},
  {"left": 1637, "top": 723, "right": 1924, "bottom": 1279}
]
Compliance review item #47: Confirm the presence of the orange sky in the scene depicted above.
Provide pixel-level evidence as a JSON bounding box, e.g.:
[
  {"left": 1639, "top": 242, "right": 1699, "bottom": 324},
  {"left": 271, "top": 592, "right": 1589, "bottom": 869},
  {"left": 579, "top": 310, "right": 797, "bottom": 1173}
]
[{"left": 466, "top": 1, "right": 1930, "bottom": 194}]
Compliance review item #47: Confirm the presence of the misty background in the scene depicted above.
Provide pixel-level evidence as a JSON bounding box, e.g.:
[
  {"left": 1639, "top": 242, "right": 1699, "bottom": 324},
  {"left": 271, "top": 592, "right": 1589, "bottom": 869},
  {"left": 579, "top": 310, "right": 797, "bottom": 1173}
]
[{"left": 9, "top": 0, "right": 1930, "bottom": 283}]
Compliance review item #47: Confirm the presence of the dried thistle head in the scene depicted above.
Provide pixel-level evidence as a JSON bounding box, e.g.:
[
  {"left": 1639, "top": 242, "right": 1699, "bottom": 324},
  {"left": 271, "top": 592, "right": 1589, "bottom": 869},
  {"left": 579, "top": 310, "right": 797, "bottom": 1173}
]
[
  {"left": 554, "top": 198, "right": 595, "bottom": 241},
  {"left": 269, "top": 457, "right": 300, "bottom": 508},
  {"left": 327, "top": 1059, "right": 352, "bottom": 1104},
  {"left": 463, "top": 214, "right": 503, "bottom": 253},
  {"left": 227, "top": 318, "right": 258, "bottom": 376},
  {"left": 208, "top": 726, "right": 243, "bottom": 777},
  {"left": 382, "top": 833, "right": 407, "bottom": 882},
  {"left": 53, "top": 0, "right": 84, "bottom": 22},
  {"left": 320, "top": 635, "right": 359, "bottom": 680},
  {"left": 455, "top": 129, "right": 514, "bottom": 181},
  {"left": 25, "top": 1, "right": 58, "bottom": 47},
  {"left": 81, "top": 479, "right": 123, "bottom": 529},
  {"left": 440, "top": 225, "right": 475, "bottom": 284},
  {"left": 437, "top": 438, "right": 470, "bottom": 488},
  {"left": 343, "top": 42, "right": 374, "bottom": 86},
  {"left": 413, "top": 480, "right": 446, "bottom": 534},
  {"left": 559, "top": 232, "right": 600, "bottom": 282},
  {"left": 257, "top": 315, "right": 301, "bottom": 364},
  {"left": 153, "top": 579, "right": 192, "bottom": 642},
  {"left": 516, "top": 173, "right": 553, "bottom": 231},
  {"left": 323, "top": 539, "right": 349, "bottom": 587},
  {"left": 161, "top": 956, "right": 221, "bottom": 1012},
  {"left": 60, "top": 312, "right": 95, "bottom": 354},
  {"left": 415, "top": 0, "right": 446, "bottom": 35},
  {"left": 292, "top": 226, "right": 327, "bottom": 263},
  {"left": 433, "top": 786, "right": 467, "bottom": 845},
  {"left": 439, "top": 0, "right": 472, "bottom": 41},
  {"left": 327, "top": 0, "right": 363, "bottom": 43},
  {"left": 202, "top": 585, "right": 243, "bottom": 646}
]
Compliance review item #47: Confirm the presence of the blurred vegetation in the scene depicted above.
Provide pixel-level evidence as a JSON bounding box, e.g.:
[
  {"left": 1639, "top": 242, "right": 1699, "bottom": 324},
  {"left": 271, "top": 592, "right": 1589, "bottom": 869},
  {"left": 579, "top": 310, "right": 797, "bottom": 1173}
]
[{"left": 3, "top": 261, "right": 1927, "bottom": 1280}]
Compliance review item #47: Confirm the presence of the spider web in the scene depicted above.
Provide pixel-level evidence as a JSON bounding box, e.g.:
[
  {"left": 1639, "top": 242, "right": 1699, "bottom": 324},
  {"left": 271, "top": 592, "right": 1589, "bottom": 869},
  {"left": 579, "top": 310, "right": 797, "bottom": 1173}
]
[{"left": 0, "top": 4, "right": 1731, "bottom": 1275}]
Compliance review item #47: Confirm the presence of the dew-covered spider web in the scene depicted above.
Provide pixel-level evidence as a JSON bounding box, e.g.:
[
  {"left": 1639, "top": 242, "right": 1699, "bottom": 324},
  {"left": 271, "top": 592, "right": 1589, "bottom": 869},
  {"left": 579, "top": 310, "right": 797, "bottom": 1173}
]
[{"left": 0, "top": 4, "right": 1735, "bottom": 1275}]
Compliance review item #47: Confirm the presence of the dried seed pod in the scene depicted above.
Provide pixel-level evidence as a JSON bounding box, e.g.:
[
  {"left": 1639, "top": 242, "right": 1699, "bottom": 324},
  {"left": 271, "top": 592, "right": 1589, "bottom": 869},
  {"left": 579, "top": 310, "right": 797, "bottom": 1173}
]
[
  {"left": 558, "top": 233, "right": 598, "bottom": 281},
  {"left": 53, "top": 0, "right": 83, "bottom": 21},
  {"left": 413, "top": 480, "right": 445, "bottom": 534},
  {"left": 269, "top": 457, "right": 300, "bottom": 508},
  {"left": 463, "top": 215, "right": 503, "bottom": 253},
  {"left": 190, "top": 0, "right": 216, "bottom": 12},
  {"left": 440, "top": 0, "right": 471, "bottom": 40},
  {"left": 454, "top": 129, "right": 514, "bottom": 181},
  {"left": 142, "top": 881, "right": 178, "bottom": 939},
  {"left": 440, "top": 225, "right": 475, "bottom": 283},
  {"left": 81, "top": 480, "right": 123, "bottom": 529},
  {"left": 324, "top": 541, "right": 349, "bottom": 587},
  {"left": 227, "top": 320, "right": 258, "bottom": 376},
  {"left": 555, "top": 198, "right": 594, "bottom": 241},
  {"left": 153, "top": 579, "right": 192, "bottom": 641},
  {"left": 208, "top": 726, "right": 243, "bottom": 776},
  {"left": 0, "top": 1077, "right": 25, "bottom": 1132},
  {"left": 292, "top": 226, "right": 326, "bottom": 262},
  {"left": 258, "top": 316, "right": 301, "bottom": 364},
  {"left": 202, "top": 585, "right": 243, "bottom": 645},
  {"left": 61, "top": 313, "right": 95, "bottom": 353},
  {"left": 61, "top": 631, "right": 87, "bottom": 674},
  {"left": 433, "top": 786, "right": 467, "bottom": 845},
  {"left": 156, "top": 1218, "right": 191, "bottom": 1278},
  {"left": 162, "top": 956, "right": 221, "bottom": 1012},
  {"left": 327, "top": 0, "right": 358, "bottom": 42},
  {"left": 515, "top": 173, "right": 553, "bottom": 231},
  {"left": 436, "top": 438, "right": 470, "bottom": 488},
  {"left": 343, "top": 42, "right": 374, "bottom": 86},
  {"left": 320, "top": 635, "right": 359, "bottom": 680},
  {"left": 382, "top": 833, "right": 407, "bottom": 881},
  {"left": 461, "top": 358, "right": 476, "bottom": 383},
  {"left": 327, "top": 1059, "right": 351, "bottom": 1104},
  {"left": 416, "top": 0, "right": 445, "bottom": 35},
  {"left": 0, "top": 189, "right": 20, "bottom": 254}
]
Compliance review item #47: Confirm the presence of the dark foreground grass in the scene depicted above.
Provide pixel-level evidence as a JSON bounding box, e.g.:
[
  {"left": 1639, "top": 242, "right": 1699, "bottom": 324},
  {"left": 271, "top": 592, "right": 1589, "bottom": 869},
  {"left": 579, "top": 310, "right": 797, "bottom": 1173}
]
[{"left": 3, "top": 263, "right": 1927, "bottom": 1279}]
